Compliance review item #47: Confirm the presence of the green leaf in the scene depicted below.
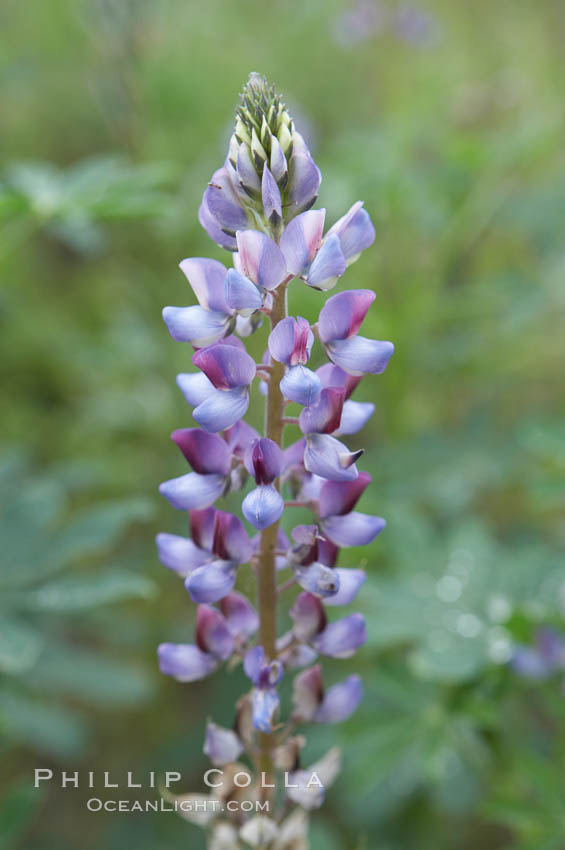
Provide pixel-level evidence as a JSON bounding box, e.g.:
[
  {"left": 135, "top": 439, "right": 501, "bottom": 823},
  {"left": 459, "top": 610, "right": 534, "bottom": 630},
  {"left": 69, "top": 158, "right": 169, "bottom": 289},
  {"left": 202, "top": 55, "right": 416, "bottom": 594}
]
[
  {"left": 0, "top": 618, "right": 43, "bottom": 675},
  {"left": 0, "top": 781, "right": 44, "bottom": 850},
  {"left": 0, "top": 691, "right": 88, "bottom": 758},
  {"left": 46, "top": 498, "right": 154, "bottom": 565},
  {"left": 28, "top": 644, "right": 155, "bottom": 706},
  {"left": 25, "top": 568, "right": 157, "bottom": 612}
]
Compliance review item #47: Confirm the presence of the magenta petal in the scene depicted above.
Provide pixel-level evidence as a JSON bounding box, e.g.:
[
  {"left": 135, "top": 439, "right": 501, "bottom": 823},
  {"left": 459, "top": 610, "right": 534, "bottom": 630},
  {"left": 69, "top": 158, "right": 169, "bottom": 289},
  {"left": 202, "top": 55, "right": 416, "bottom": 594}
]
[
  {"left": 322, "top": 513, "right": 386, "bottom": 547},
  {"left": 314, "top": 674, "right": 363, "bottom": 722},
  {"left": 319, "top": 472, "right": 372, "bottom": 518},
  {"left": 317, "top": 536, "right": 339, "bottom": 568},
  {"left": 248, "top": 438, "right": 284, "bottom": 484},
  {"left": 280, "top": 210, "right": 325, "bottom": 276},
  {"left": 186, "top": 562, "right": 237, "bottom": 605},
  {"left": 299, "top": 387, "right": 345, "bottom": 435},
  {"left": 313, "top": 613, "right": 367, "bottom": 658},
  {"left": 193, "top": 343, "right": 256, "bottom": 389},
  {"left": 220, "top": 592, "right": 259, "bottom": 637},
  {"left": 316, "top": 363, "right": 362, "bottom": 400},
  {"left": 213, "top": 510, "right": 253, "bottom": 563},
  {"left": 290, "top": 592, "right": 327, "bottom": 641},
  {"left": 326, "top": 336, "right": 394, "bottom": 376},
  {"left": 304, "top": 434, "right": 361, "bottom": 482},
  {"left": 155, "top": 532, "right": 210, "bottom": 575},
  {"left": 195, "top": 604, "right": 235, "bottom": 659},
  {"left": 171, "top": 428, "right": 231, "bottom": 476},
  {"left": 236, "top": 230, "right": 287, "bottom": 291},
  {"left": 158, "top": 643, "right": 217, "bottom": 682},
  {"left": 189, "top": 507, "right": 216, "bottom": 551},
  {"left": 268, "top": 317, "right": 312, "bottom": 366},
  {"left": 318, "top": 289, "right": 376, "bottom": 342},
  {"left": 178, "top": 257, "right": 230, "bottom": 314},
  {"left": 324, "top": 569, "right": 366, "bottom": 606}
]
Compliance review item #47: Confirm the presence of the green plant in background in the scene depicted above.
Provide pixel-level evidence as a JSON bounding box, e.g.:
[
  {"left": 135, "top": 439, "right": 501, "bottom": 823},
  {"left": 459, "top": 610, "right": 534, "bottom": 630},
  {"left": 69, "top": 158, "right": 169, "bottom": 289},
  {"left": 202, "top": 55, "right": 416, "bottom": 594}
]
[
  {"left": 0, "top": 450, "right": 156, "bottom": 847},
  {"left": 0, "top": 156, "right": 175, "bottom": 259}
]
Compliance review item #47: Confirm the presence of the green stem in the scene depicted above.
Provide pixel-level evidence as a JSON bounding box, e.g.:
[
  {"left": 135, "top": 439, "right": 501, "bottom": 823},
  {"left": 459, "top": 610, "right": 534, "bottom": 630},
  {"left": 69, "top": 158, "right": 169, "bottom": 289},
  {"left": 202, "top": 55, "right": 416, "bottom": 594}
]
[{"left": 256, "top": 282, "right": 287, "bottom": 796}]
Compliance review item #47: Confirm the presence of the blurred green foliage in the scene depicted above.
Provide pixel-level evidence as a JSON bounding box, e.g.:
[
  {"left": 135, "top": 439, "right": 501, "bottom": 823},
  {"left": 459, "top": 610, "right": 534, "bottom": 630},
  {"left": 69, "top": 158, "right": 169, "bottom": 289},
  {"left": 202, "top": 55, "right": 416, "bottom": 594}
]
[{"left": 1, "top": 0, "right": 565, "bottom": 847}]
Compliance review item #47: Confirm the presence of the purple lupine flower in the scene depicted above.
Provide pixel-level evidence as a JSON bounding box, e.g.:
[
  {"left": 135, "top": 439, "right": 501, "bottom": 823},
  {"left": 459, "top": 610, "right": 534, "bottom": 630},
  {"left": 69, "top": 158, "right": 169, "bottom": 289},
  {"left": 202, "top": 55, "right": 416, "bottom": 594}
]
[
  {"left": 156, "top": 74, "right": 393, "bottom": 837},
  {"left": 394, "top": 5, "right": 441, "bottom": 47},
  {"left": 511, "top": 627, "right": 565, "bottom": 679},
  {"left": 317, "top": 363, "right": 375, "bottom": 435},
  {"left": 242, "top": 438, "right": 285, "bottom": 530},
  {"left": 318, "top": 473, "right": 386, "bottom": 547},
  {"left": 331, "top": 0, "right": 385, "bottom": 48},
  {"left": 158, "top": 605, "right": 234, "bottom": 682},
  {"left": 289, "top": 592, "right": 367, "bottom": 657},
  {"left": 318, "top": 290, "right": 394, "bottom": 375},
  {"left": 203, "top": 721, "right": 244, "bottom": 766},
  {"left": 292, "top": 664, "right": 363, "bottom": 723},
  {"left": 244, "top": 645, "right": 283, "bottom": 733},
  {"left": 156, "top": 507, "right": 253, "bottom": 604}
]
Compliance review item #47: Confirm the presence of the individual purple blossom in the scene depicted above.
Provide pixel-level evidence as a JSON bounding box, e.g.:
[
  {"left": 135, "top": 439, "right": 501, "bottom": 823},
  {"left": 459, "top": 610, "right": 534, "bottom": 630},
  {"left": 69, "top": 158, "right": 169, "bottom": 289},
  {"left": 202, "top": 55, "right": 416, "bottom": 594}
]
[
  {"left": 317, "top": 362, "right": 375, "bottom": 435},
  {"left": 303, "top": 433, "right": 363, "bottom": 482},
  {"left": 162, "top": 257, "right": 267, "bottom": 350},
  {"left": 331, "top": 0, "right": 385, "bottom": 48},
  {"left": 156, "top": 507, "right": 253, "bottom": 604},
  {"left": 158, "top": 604, "right": 234, "bottom": 682},
  {"left": 203, "top": 721, "right": 244, "bottom": 766},
  {"left": 242, "top": 438, "right": 285, "bottom": 530},
  {"left": 394, "top": 4, "right": 441, "bottom": 47},
  {"left": 268, "top": 317, "right": 321, "bottom": 408},
  {"left": 292, "top": 665, "right": 364, "bottom": 723},
  {"left": 190, "top": 341, "right": 256, "bottom": 432},
  {"left": 289, "top": 592, "right": 367, "bottom": 657},
  {"left": 319, "top": 473, "right": 386, "bottom": 547},
  {"left": 318, "top": 289, "right": 394, "bottom": 376},
  {"left": 511, "top": 627, "right": 565, "bottom": 680}
]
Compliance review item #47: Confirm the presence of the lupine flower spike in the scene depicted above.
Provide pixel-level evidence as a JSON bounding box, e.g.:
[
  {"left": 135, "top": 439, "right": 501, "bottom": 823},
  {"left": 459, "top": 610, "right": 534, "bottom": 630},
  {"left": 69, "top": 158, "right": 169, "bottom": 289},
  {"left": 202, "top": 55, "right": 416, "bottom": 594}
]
[{"left": 157, "top": 72, "right": 394, "bottom": 846}]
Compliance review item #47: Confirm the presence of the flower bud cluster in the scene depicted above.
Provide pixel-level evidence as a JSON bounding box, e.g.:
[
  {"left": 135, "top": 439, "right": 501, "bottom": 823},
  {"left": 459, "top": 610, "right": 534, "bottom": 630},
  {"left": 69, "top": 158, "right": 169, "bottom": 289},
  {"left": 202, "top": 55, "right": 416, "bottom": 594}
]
[{"left": 156, "top": 74, "right": 394, "bottom": 846}]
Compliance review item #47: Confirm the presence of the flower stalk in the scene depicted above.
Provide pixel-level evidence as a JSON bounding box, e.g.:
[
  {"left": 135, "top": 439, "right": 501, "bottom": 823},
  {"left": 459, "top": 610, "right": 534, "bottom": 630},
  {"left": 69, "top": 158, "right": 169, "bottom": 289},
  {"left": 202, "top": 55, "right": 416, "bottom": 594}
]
[{"left": 155, "top": 73, "right": 394, "bottom": 848}]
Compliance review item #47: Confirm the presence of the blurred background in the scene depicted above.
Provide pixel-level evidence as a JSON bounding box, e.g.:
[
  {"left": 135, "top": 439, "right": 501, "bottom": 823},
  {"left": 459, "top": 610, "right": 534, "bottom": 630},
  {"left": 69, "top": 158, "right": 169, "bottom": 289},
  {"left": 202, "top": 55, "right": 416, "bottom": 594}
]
[{"left": 1, "top": 0, "right": 565, "bottom": 847}]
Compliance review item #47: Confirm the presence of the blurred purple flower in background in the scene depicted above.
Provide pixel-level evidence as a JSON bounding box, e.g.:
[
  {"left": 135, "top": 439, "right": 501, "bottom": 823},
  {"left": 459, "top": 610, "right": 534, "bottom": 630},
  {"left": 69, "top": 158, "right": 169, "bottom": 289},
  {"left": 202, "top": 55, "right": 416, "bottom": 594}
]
[{"left": 331, "top": 1, "right": 441, "bottom": 49}]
